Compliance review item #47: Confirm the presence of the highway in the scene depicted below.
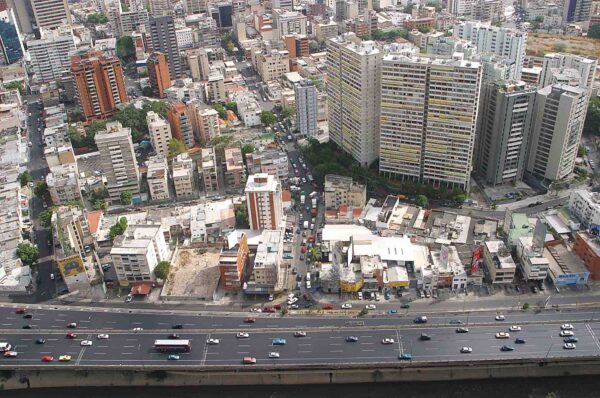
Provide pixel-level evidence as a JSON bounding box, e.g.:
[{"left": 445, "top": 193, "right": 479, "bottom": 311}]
[{"left": 1, "top": 306, "right": 600, "bottom": 367}]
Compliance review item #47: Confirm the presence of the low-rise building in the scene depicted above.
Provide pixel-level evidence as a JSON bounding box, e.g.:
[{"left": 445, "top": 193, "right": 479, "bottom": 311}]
[
  {"left": 245, "top": 149, "right": 289, "bottom": 182},
  {"left": 324, "top": 174, "right": 367, "bottom": 210},
  {"left": 568, "top": 190, "right": 600, "bottom": 227},
  {"left": 573, "top": 231, "right": 600, "bottom": 281},
  {"left": 245, "top": 229, "right": 284, "bottom": 295},
  {"left": 219, "top": 232, "right": 249, "bottom": 291},
  {"left": 545, "top": 240, "right": 590, "bottom": 287},
  {"left": 483, "top": 240, "right": 516, "bottom": 284},
  {"left": 172, "top": 152, "right": 195, "bottom": 197},
  {"left": 257, "top": 49, "right": 290, "bottom": 83},
  {"left": 236, "top": 92, "right": 262, "bottom": 127},
  {"left": 200, "top": 147, "right": 219, "bottom": 196},
  {"left": 146, "top": 111, "right": 172, "bottom": 157},
  {"left": 46, "top": 162, "right": 82, "bottom": 204},
  {"left": 516, "top": 236, "right": 550, "bottom": 282},
  {"left": 224, "top": 147, "right": 246, "bottom": 191},
  {"left": 146, "top": 156, "right": 171, "bottom": 201},
  {"left": 190, "top": 200, "right": 236, "bottom": 243}
]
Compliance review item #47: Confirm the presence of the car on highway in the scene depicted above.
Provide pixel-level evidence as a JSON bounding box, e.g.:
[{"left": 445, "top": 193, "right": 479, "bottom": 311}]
[
  {"left": 388, "top": 309, "right": 398, "bottom": 314},
  {"left": 561, "top": 324, "right": 574, "bottom": 330},
  {"left": 559, "top": 330, "right": 574, "bottom": 337},
  {"left": 207, "top": 338, "right": 220, "bottom": 345},
  {"left": 341, "top": 303, "right": 352, "bottom": 309},
  {"left": 449, "top": 319, "right": 463, "bottom": 325},
  {"left": 35, "top": 338, "right": 46, "bottom": 344},
  {"left": 399, "top": 353, "right": 412, "bottom": 360},
  {"left": 244, "top": 317, "right": 256, "bottom": 323},
  {"left": 400, "top": 303, "right": 410, "bottom": 309},
  {"left": 15, "top": 308, "right": 26, "bottom": 314},
  {"left": 41, "top": 355, "right": 54, "bottom": 362},
  {"left": 414, "top": 316, "right": 428, "bottom": 324},
  {"left": 515, "top": 338, "right": 526, "bottom": 344},
  {"left": 59, "top": 355, "right": 71, "bottom": 362},
  {"left": 22, "top": 324, "right": 32, "bottom": 329},
  {"left": 66, "top": 333, "right": 77, "bottom": 339},
  {"left": 80, "top": 340, "right": 93, "bottom": 346},
  {"left": 250, "top": 308, "right": 262, "bottom": 313},
  {"left": 460, "top": 347, "right": 473, "bottom": 353},
  {"left": 564, "top": 336, "right": 579, "bottom": 343},
  {"left": 509, "top": 326, "right": 522, "bottom": 332},
  {"left": 381, "top": 338, "right": 395, "bottom": 345},
  {"left": 243, "top": 357, "right": 257, "bottom": 364},
  {"left": 97, "top": 334, "right": 109, "bottom": 340},
  {"left": 495, "top": 332, "right": 510, "bottom": 339},
  {"left": 168, "top": 334, "right": 180, "bottom": 339},
  {"left": 500, "top": 345, "right": 515, "bottom": 352},
  {"left": 3, "top": 351, "right": 17, "bottom": 358},
  {"left": 67, "top": 322, "right": 77, "bottom": 328},
  {"left": 419, "top": 333, "right": 432, "bottom": 341},
  {"left": 23, "top": 314, "right": 33, "bottom": 319},
  {"left": 365, "top": 304, "right": 376, "bottom": 310},
  {"left": 168, "top": 354, "right": 180, "bottom": 360},
  {"left": 563, "top": 343, "right": 576, "bottom": 350},
  {"left": 290, "top": 304, "right": 299, "bottom": 309},
  {"left": 237, "top": 332, "right": 250, "bottom": 338},
  {"left": 272, "top": 338, "right": 287, "bottom": 346},
  {"left": 495, "top": 315, "right": 505, "bottom": 321},
  {"left": 268, "top": 352, "right": 280, "bottom": 359},
  {"left": 132, "top": 327, "right": 143, "bottom": 332},
  {"left": 346, "top": 336, "right": 359, "bottom": 342},
  {"left": 322, "top": 304, "right": 334, "bottom": 310},
  {"left": 172, "top": 324, "right": 183, "bottom": 329},
  {"left": 456, "top": 327, "right": 469, "bottom": 333},
  {"left": 294, "top": 331, "right": 307, "bottom": 337}
]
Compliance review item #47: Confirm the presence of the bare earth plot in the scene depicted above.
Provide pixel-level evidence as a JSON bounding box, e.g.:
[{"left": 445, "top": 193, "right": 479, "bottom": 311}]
[
  {"left": 527, "top": 33, "right": 600, "bottom": 58},
  {"left": 164, "top": 248, "right": 221, "bottom": 299}
]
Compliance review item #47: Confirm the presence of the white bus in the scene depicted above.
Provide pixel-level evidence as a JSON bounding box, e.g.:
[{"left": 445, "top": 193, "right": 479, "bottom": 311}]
[{"left": 154, "top": 339, "right": 191, "bottom": 352}]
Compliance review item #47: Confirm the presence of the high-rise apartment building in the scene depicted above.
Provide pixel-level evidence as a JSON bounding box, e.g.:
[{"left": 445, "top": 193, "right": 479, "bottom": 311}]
[
  {"left": 527, "top": 84, "right": 589, "bottom": 181},
  {"left": 379, "top": 54, "right": 482, "bottom": 190},
  {"left": 272, "top": 0, "right": 294, "bottom": 10},
  {"left": 218, "top": 233, "right": 249, "bottom": 291},
  {"left": 147, "top": 52, "right": 171, "bottom": 98},
  {"left": 71, "top": 51, "right": 127, "bottom": 122},
  {"left": 256, "top": 49, "right": 290, "bottom": 83},
  {"left": 94, "top": 121, "right": 140, "bottom": 202},
  {"left": 187, "top": 48, "right": 210, "bottom": 81},
  {"left": 447, "top": 0, "right": 476, "bottom": 15},
  {"left": 6, "top": 0, "right": 34, "bottom": 34},
  {"left": 453, "top": 21, "right": 527, "bottom": 78},
  {"left": 475, "top": 80, "right": 535, "bottom": 186},
  {"left": 146, "top": 155, "right": 171, "bottom": 200},
  {"left": 0, "top": 9, "right": 24, "bottom": 64},
  {"left": 107, "top": 2, "right": 148, "bottom": 37},
  {"left": 186, "top": 0, "right": 206, "bottom": 14},
  {"left": 201, "top": 147, "right": 219, "bottom": 195},
  {"left": 31, "top": 0, "right": 70, "bottom": 29},
  {"left": 245, "top": 173, "right": 283, "bottom": 230},
  {"left": 540, "top": 53, "right": 597, "bottom": 90},
  {"left": 146, "top": 111, "right": 172, "bottom": 157},
  {"left": 295, "top": 79, "right": 318, "bottom": 137},
  {"left": 188, "top": 104, "right": 220, "bottom": 141},
  {"left": 27, "top": 27, "right": 75, "bottom": 83},
  {"left": 166, "top": 101, "right": 194, "bottom": 148},
  {"left": 149, "top": 0, "right": 171, "bottom": 16},
  {"left": 327, "top": 33, "right": 381, "bottom": 167},
  {"left": 563, "top": 0, "right": 592, "bottom": 22},
  {"left": 273, "top": 9, "right": 307, "bottom": 38},
  {"left": 149, "top": 16, "right": 182, "bottom": 80},
  {"left": 172, "top": 152, "right": 195, "bottom": 197}
]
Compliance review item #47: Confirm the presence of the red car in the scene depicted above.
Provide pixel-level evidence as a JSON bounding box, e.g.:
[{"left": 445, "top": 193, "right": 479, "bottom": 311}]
[
  {"left": 244, "top": 317, "right": 256, "bottom": 323},
  {"left": 41, "top": 355, "right": 54, "bottom": 362},
  {"left": 243, "top": 357, "right": 256, "bottom": 364},
  {"left": 273, "top": 304, "right": 282, "bottom": 310},
  {"left": 262, "top": 307, "right": 275, "bottom": 313},
  {"left": 301, "top": 247, "right": 307, "bottom": 253},
  {"left": 15, "top": 308, "right": 26, "bottom": 314},
  {"left": 66, "top": 332, "right": 77, "bottom": 339},
  {"left": 322, "top": 304, "right": 334, "bottom": 310}
]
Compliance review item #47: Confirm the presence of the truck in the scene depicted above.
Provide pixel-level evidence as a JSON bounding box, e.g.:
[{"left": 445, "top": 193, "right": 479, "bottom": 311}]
[
  {"left": 311, "top": 198, "right": 317, "bottom": 208},
  {"left": 303, "top": 221, "right": 309, "bottom": 229},
  {"left": 300, "top": 194, "right": 306, "bottom": 205},
  {"left": 309, "top": 191, "right": 317, "bottom": 198}
]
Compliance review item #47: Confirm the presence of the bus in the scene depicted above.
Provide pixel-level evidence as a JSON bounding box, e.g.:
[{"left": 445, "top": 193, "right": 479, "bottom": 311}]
[{"left": 154, "top": 339, "right": 192, "bottom": 352}]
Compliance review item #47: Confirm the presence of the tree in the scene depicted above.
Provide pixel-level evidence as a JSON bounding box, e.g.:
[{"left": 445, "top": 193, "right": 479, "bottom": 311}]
[
  {"left": 309, "top": 41, "right": 320, "bottom": 53},
  {"left": 281, "top": 107, "right": 294, "bottom": 120},
  {"left": 589, "top": 24, "right": 600, "bottom": 39},
  {"left": 308, "top": 247, "right": 321, "bottom": 263},
  {"left": 87, "top": 13, "right": 108, "bottom": 24},
  {"left": 241, "top": 144, "right": 255, "bottom": 156},
  {"left": 93, "top": 199, "right": 107, "bottom": 210},
  {"left": 453, "top": 193, "right": 467, "bottom": 204},
  {"left": 142, "top": 86, "right": 154, "bottom": 97},
  {"left": 260, "top": 111, "right": 276, "bottom": 126},
  {"left": 18, "top": 171, "right": 32, "bottom": 187},
  {"left": 16, "top": 242, "right": 39, "bottom": 266},
  {"left": 120, "top": 191, "right": 132, "bottom": 205},
  {"left": 168, "top": 138, "right": 187, "bottom": 157},
  {"left": 154, "top": 260, "right": 171, "bottom": 280},
  {"left": 584, "top": 96, "right": 600, "bottom": 136},
  {"left": 225, "top": 101, "right": 238, "bottom": 114},
  {"left": 116, "top": 36, "right": 136, "bottom": 63},
  {"left": 416, "top": 194, "right": 429, "bottom": 208},
  {"left": 235, "top": 205, "right": 249, "bottom": 228},
  {"left": 417, "top": 26, "right": 431, "bottom": 33},
  {"left": 220, "top": 32, "right": 235, "bottom": 55},
  {"left": 39, "top": 209, "right": 54, "bottom": 228},
  {"left": 4, "top": 80, "right": 24, "bottom": 95},
  {"left": 34, "top": 181, "right": 48, "bottom": 198},
  {"left": 112, "top": 104, "right": 148, "bottom": 141},
  {"left": 109, "top": 217, "right": 128, "bottom": 241},
  {"left": 213, "top": 103, "right": 227, "bottom": 120}
]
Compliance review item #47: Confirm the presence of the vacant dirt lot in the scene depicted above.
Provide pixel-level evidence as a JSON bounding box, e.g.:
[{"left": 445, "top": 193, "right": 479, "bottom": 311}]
[
  {"left": 527, "top": 33, "right": 600, "bottom": 58},
  {"left": 164, "top": 247, "right": 221, "bottom": 299}
]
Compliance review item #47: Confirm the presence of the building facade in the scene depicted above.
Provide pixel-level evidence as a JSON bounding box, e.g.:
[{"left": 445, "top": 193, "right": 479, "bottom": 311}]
[
  {"left": 245, "top": 173, "right": 283, "bottom": 230},
  {"left": 167, "top": 101, "right": 195, "bottom": 148},
  {"left": 146, "top": 111, "right": 172, "bottom": 157},
  {"left": 146, "top": 156, "right": 171, "bottom": 200},
  {"left": 147, "top": 52, "right": 171, "bottom": 98},
  {"left": 149, "top": 16, "right": 182, "bottom": 80},
  {"left": 324, "top": 174, "right": 367, "bottom": 209},
  {"left": 27, "top": 28, "right": 75, "bottom": 83},
  {"left": 224, "top": 147, "right": 246, "bottom": 191},
  {"left": 295, "top": 79, "right": 318, "bottom": 137},
  {"left": 31, "top": 0, "right": 70, "bottom": 29},
  {"left": 201, "top": 147, "right": 219, "bottom": 195},
  {"left": 172, "top": 152, "right": 195, "bottom": 197}
]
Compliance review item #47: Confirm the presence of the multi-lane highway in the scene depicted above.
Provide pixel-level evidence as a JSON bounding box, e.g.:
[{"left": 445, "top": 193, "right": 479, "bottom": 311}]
[{"left": 1, "top": 306, "right": 600, "bottom": 367}]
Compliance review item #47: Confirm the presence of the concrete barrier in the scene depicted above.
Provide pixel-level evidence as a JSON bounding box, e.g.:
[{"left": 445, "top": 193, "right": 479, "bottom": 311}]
[{"left": 3, "top": 357, "right": 600, "bottom": 390}]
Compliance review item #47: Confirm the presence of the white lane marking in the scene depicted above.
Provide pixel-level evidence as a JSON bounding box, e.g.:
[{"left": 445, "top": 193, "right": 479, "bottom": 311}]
[
  {"left": 329, "top": 343, "right": 342, "bottom": 346},
  {"left": 237, "top": 351, "right": 250, "bottom": 354},
  {"left": 361, "top": 350, "right": 375, "bottom": 352},
  {"left": 360, "top": 342, "right": 374, "bottom": 345},
  {"left": 122, "top": 353, "right": 133, "bottom": 355},
  {"left": 329, "top": 350, "right": 343, "bottom": 353},
  {"left": 93, "top": 353, "right": 106, "bottom": 355},
  {"left": 123, "top": 346, "right": 136, "bottom": 348}
]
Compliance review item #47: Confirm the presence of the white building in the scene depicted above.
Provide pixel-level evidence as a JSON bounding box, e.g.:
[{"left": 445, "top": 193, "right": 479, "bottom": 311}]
[
  {"left": 46, "top": 162, "right": 82, "bottom": 204},
  {"left": 245, "top": 229, "right": 284, "bottom": 294},
  {"left": 568, "top": 190, "right": 600, "bottom": 227},
  {"left": 273, "top": 10, "right": 307, "bottom": 38},
  {"left": 257, "top": 49, "right": 290, "bottom": 83},
  {"left": 245, "top": 173, "right": 283, "bottom": 230},
  {"left": 111, "top": 224, "right": 170, "bottom": 285},
  {"left": 195, "top": 107, "right": 221, "bottom": 141},
  {"left": 146, "top": 156, "right": 171, "bottom": 201},
  {"left": 27, "top": 27, "right": 76, "bottom": 83},
  {"left": 236, "top": 92, "right": 262, "bottom": 127},
  {"left": 516, "top": 236, "right": 550, "bottom": 281},
  {"left": 482, "top": 240, "right": 517, "bottom": 284},
  {"left": 146, "top": 111, "right": 172, "bottom": 158},
  {"left": 539, "top": 53, "right": 597, "bottom": 90},
  {"left": 175, "top": 27, "right": 194, "bottom": 48},
  {"left": 31, "top": 0, "right": 71, "bottom": 29},
  {"left": 245, "top": 149, "right": 289, "bottom": 182},
  {"left": 172, "top": 152, "right": 195, "bottom": 197},
  {"left": 295, "top": 79, "right": 318, "bottom": 137},
  {"left": 327, "top": 33, "right": 381, "bottom": 167}
]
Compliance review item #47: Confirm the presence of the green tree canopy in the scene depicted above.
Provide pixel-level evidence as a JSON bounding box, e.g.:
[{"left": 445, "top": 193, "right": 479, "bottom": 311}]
[
  {"left": 120, "top": 191, "right": 132, "bottom": 205},
  {"left": 34, "top": 181, "right": 48, "bottom": 198},
  {"left": 309, "top": 41, "right": 320, "bottom": 53},
  {"left": 416, "top": 195, "right": 429, "bottom": 208},
  {"left": 213, "top": 103, "right": 227, "bottom": 119},
  {"left": 18, "top": 171, "right": 32, "bottom": 187},
  {"left": 4, "top": 80, "right": 24, "bottom": 95},
  {"left": 584, "top": 96, "right": 600, "bottom": 136},
  {"left": 241, "top": 143, "right": 255, "bottom": 155},
  {"left": 589, "top": 24, "right": 600, "bottom": 39},
  {"left": 260, "top": 111, "right": 276, "bottom": 126},
  {"left": 16, "top": 242, "right": 39, "bottom": 266},
  {"left": 235, "top": 205, "right": 249, "bottom": 228},
  {"left": 168, "top": 138, "right": 187, "bottom": 157},
  {"left": 39, "top": 209, "right": 54, "bottom": 228},
  {"left": 417, "top": 26, "right": 431, "bottom": 33},
  {"left": 281, "top": 107, "right": 294, "bottom": 120},
  {"left": 225, "top": 101, "right": 238, "bottom": 113},
  {"left": 116, "top": 36, "right": 136, "bottom": 63},
  {"left": 109, "top": 217, "right": 128, "bottom": 241},
  {"left": 142, "top": 86, "right": 154, "bottom": 97},
  {"left": 87, "top": 13, "right": 108, "bottom": 24},
  {"left": 154, "top": 260, "right": 171, "bottom": 280}
]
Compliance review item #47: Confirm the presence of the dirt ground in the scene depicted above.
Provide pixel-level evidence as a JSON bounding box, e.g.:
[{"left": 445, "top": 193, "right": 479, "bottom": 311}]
[
  {"left": 164, "top": 247, "right": 221, "bottom": 299},
  {"left": 527, "top": 33, "right": 600, "bottom": 58}
]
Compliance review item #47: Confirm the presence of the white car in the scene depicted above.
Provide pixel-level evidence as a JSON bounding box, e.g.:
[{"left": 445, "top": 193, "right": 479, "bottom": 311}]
[
  {"left": 559, "top": 330, "right": 574, "bottom": 337},
  {"left": 132, "top": 327, "right": 143, "bottom": 332},
  {"left": 80, "top": 340, "right": 93, "bottom": 346},
  {"left": 561, "top": 324, "right": 574, "bottom": 330},
  {"left": 509, "top": 326, "right": 522, "bottom": 332},
  {"left": 495, "top": 315, "right": 505, "bottom": 321},
  {"left": 290, "top": 304, "right": 299, "bottom": 309},
  {"left": 365, "top": 304, "right": 376, "bottom": 310},
  {"left": 495, "top": 332, "right": 510, "bottom": 339},
  {"left": 563, "top": 343, "right": 576, "bottom": 350},
  {"left": 288, "top": 297, "right": 299, "bottom": 305},
  {"left": 294, "top": 331, "right": 307, "bottom": 337},
  {"left": 381, "top": 338, "right": 395, "bottom": 345},
  {"left": 460, "top": 347, "right": 473, "bottom": 353},
  {"left": 268, "top": 352, "right": 280, "bottom": 358},
  {"left": 341, "top": 303, "right": 352, "bottom": 309},
  {"left": 206, "top": 338, "right": 220, "bottom": 345},
  {"left": 97, "top": 334, "right": 110, "bottom": 340},
  {"left": 237, "top": 332, "right": 250, "bottom": 338}
]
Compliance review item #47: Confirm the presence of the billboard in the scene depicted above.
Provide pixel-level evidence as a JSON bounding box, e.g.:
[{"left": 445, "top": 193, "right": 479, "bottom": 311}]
[{"left": 57, "top": 254, "right": 86, "bottom": 278}]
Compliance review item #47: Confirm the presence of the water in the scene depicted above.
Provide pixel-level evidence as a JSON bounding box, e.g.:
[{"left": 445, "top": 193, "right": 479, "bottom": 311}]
[{"left": 3, "top": 376, "right": 596, "bottom": 398}]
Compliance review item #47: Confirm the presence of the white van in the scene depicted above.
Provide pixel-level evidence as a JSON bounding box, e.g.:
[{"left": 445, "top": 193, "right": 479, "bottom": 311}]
[{"left": 0, "top": 342, "right": 12, "bottom": 352}]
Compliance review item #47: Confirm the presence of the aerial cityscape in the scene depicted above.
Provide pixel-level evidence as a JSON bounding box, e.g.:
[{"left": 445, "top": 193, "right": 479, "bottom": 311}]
[{"left": 1, "top": 0, "right": 600, "bottom": 393}]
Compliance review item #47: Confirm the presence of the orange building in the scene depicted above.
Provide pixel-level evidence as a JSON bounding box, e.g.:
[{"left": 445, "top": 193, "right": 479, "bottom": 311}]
[
  {"left": 147, "top": 52, "right": 171, "bottom": 98},
  {"left": 573, "top": 231, "right": 600, "bottom": 280},
  {"left": 166, "top": 101, "right": 195, "bottom": 148},
  {"left": 71, "top": 51, "right": 127, "bottom": 123},
  {"left": 218, "top": 233, "right": 249, "bottom": 291}
]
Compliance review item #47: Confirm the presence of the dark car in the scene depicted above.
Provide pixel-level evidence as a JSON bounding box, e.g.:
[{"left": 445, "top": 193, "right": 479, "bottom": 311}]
[
  {"left": 23, "top": 314, "right": 33, "bottom": 319},
  {"left": 35, "top": 338, "right": 46, "bottom": 344},
  {"left": 346, "top": 336, "right": 359, "bottom": 342},
  {"left": 172, "top": 324, "right": 183, "bottom": 329},
  {"left": 168, "top": 334, "right": 180, "bottom": 339},
  {"left": 515, "top": 338, "right": 526, "bottom": 344},
  {"left": 500, "top": 345, "right": 515, "bottom": 352},
  {"left": 564, "top": 336, "right": 579, "bottom": 343},
  {"left": 456, "top": 327, "right": 469, "bottom": 333},
  {"left": 449, "top": 319, "right": 463, "bottom": 325},
  {"left": 413, "top": 316, "right": 428, "bottom": 324},
  {"left": 22, "top": 324, "right": 32, "bottom": 329},
  {"left": 419, "top": 333, "right": 432, "bottom": 341}
]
